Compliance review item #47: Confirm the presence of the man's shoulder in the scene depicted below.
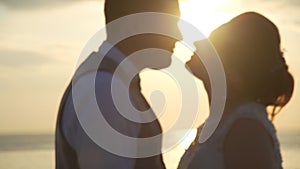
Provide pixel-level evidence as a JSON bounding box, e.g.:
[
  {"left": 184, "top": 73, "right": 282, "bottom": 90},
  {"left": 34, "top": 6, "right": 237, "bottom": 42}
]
[
  {"left": 73, "top": 70, "right": 127, "bottom": 95},
  {"left": 75, "top": 71, "right": 113, "bottom": 85}
]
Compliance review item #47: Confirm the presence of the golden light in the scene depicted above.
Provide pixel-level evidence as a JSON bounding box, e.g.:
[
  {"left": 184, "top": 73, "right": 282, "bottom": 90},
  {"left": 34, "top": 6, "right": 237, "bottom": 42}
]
[
  {"left": 179, "top": 0, "right": 237, "bottom": 37},
  {"left": 144, "top": 2, "right": 242, "bottom": 168},
  {"left": 161, "top": 0, "right": 239, "bottom": 161},
  {"left": 173, "top": 0, "right": 239, "bottom": 62}
]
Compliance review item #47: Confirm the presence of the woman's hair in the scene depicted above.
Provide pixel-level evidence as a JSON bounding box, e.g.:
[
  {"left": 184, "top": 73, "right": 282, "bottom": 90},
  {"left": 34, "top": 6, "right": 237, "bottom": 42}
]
[{"left": 205, "top": 12, "right": 294, "bottom": 117}]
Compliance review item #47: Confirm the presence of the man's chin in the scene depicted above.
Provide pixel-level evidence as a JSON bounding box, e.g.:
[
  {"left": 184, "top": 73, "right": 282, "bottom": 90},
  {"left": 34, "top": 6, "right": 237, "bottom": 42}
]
[{"left": 150, "top": 60, "right": 172, "bottom": 70}]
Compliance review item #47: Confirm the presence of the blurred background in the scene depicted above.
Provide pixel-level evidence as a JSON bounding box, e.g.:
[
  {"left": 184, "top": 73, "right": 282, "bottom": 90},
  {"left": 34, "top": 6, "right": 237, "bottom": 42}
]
[{"left": 0, "top": 0, "right": 299, "bottom": 168}]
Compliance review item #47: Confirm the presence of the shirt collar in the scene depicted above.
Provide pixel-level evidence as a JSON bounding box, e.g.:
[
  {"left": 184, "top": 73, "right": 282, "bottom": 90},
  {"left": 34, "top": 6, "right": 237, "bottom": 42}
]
[{"left": 99, "top": 41, "right": 138, "bottom": 75}]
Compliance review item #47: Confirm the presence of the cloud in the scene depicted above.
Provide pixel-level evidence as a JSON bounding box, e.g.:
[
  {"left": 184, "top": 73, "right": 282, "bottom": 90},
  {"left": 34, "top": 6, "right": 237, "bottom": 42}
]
[
  {"left": 0, "top": 0, "right": 97, "bottom": 10},
  {"left": 272, "top": 1, "right": 300, "bottom": 32},
  {"left": 0, "top": 49, "right": 54, "bottom": 68},
  {"left": 239, "top": 0, "right": 300, "bottom": 10},
  {"left": 239, "top": 0, "right": 300, "bottom": 33},
  {"left": 285, "top": 0, "right": 300, "bottom": 7}
]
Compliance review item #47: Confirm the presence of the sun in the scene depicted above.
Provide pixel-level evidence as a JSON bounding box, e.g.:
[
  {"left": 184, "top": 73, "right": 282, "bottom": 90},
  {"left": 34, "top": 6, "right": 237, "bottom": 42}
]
[
  {"left": 179, "top": 0, "right": 236, "bottom": 37},
  {"left": 172, "top": 0, "right": 237, "bottom": 62}
]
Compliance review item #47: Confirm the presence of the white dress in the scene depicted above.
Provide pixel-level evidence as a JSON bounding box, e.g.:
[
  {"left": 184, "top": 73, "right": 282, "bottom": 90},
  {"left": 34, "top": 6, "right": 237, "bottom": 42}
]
[{"left": 177, "top": 102, "right": 283, "bottom": 169}]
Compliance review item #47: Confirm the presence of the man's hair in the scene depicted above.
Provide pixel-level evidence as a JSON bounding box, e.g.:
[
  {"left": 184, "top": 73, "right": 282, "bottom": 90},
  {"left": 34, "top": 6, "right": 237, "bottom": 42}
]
[{"left": 104, "top": 0, "right": 180, "bottom": 24}]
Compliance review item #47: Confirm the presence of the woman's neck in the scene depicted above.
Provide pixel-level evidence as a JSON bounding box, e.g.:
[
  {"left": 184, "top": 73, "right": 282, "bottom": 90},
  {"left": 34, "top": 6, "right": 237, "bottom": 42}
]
[{"left": 206, "top": 85, "right": 254, "bottom": 117}]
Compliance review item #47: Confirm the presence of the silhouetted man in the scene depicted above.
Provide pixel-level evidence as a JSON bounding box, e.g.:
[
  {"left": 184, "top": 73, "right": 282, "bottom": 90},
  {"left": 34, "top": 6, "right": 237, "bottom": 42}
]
[{"left": 55, "top": 0, "right": 182, "bottom": 168}]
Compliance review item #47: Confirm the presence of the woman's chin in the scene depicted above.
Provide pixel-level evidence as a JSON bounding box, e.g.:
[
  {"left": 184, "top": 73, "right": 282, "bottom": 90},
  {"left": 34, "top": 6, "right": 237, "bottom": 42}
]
[
  {"left": 185, "top": 60, "right": 198, "bottom": 74},
  {"left": 185, "top": 61, "right": 193, "bottom": 73},
  {"left": 185, "top": 59, "right": 206, "bottom": 80}
]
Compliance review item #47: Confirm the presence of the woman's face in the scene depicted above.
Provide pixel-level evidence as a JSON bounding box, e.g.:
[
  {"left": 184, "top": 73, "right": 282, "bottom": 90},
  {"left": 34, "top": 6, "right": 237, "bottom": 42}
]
[{"left": 186, "top": 53, "right": 209, "bottom": 83}]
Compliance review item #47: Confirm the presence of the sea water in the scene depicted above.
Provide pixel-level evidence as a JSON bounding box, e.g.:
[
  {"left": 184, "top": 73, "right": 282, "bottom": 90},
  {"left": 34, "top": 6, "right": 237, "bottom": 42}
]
[{"left": 0, "top": 131, "right": 299, "bottom": 169}]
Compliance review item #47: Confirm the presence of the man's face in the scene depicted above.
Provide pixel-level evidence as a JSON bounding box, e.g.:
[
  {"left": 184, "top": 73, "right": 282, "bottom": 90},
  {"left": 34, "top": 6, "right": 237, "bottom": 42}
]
[
  {"left": 106, "top": 1, "right": 182, "bottom": 69},
  {"left": 123, "top": 13, "right": 181, "bottom": 70},
  {"left": 149, "top": 17, "right": 182, "bottom": 69}
]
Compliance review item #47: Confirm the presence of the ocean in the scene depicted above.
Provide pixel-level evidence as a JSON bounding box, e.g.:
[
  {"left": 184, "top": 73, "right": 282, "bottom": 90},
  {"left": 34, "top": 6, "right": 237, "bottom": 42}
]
[{"left": 0, "top": 131, "right": 299, "bottom": 169}]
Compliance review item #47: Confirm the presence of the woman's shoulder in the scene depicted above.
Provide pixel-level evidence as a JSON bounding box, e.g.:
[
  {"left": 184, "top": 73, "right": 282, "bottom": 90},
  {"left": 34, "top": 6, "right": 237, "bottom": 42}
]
[
  {"left": 220, "top": 102, "right": 278, "bottom": 146},
  {"left": 223, "top": 117, "right": 277, "bottom": 169},
  {"left": 195, "top": 102, "right": 273, "bottom": 144},
  {"left": 225, "top": 118, "right": 274, "bottom": 147},
  {"left": 221, "top": 102, "right": 282, "bottom": 169},
  {"left": 232, "top": 102, "right": 267, "bottom": 119},
  {"left": 224, "top": 102, "right": 274, "bottom": 134}
]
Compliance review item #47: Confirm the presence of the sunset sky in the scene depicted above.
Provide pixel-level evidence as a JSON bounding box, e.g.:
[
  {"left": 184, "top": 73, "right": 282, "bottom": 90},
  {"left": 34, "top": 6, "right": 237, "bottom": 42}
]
[{"left": 0, "top": 0, "right": 299, "bottom": 134}]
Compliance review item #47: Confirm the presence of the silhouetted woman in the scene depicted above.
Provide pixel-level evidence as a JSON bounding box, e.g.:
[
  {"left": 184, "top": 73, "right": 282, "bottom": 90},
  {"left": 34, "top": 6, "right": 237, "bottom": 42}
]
[{"left": 178, "top": 12, "right": 294, "bottom": 169}]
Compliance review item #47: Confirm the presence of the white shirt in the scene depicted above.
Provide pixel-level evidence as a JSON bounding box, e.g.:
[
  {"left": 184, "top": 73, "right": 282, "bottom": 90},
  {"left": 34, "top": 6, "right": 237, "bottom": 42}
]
[{"left": 61, "top": 41, "right": 140, "bottom": 169}]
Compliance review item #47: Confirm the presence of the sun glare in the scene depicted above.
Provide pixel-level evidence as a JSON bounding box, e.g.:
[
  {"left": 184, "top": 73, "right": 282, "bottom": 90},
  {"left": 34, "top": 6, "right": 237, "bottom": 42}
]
[
  {"left": 167, "top": 0, "right": 238, "bottom": 150},
  {"left": 179, "top": 0, "right": 236, "bottom": 37},
  {"left": 173, "top": 0, "right": 238, "bottom": 61}
]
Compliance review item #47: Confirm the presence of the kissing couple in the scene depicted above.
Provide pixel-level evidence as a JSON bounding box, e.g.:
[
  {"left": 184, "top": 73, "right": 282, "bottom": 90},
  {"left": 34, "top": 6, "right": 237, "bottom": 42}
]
[{"left": 55, "top": 0, "right": 294, "bottom": 169}]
